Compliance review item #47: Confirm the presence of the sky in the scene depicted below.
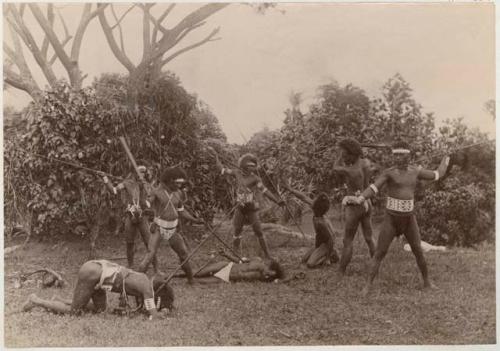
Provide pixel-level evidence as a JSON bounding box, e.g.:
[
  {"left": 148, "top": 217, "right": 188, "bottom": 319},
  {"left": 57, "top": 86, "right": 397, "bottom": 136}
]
[{"left": 3, "top": 2, "right": 496, "bottom": 144}]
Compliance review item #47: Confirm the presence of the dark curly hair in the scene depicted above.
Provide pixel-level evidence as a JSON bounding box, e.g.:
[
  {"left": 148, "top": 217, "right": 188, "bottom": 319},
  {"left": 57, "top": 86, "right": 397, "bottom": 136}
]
[
  {"left": 338, "top": 138, "right": 363, "bottom": 157},
  {"left": 161, "top": 167, "right": 187, "bottom": 185},
  {"left": 312, "top": 193, "right": 330, "bottom": 217}
]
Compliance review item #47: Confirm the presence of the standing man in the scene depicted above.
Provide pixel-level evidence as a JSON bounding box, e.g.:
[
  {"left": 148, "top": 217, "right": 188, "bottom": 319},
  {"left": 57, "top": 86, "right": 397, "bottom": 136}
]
[
  {"left": 213, "top": 152, "right": 285, "bottom": 260},
  {"left": 333, "top": 138, "right": 376, "bottom": 274},
  {"left": 102, "top": 165, "right": 158, "bottom": 273},
  {"left": 138, "top": 167, "right": 204, "bottom": 284},
  {"left": 353, "top": 141, "right": 450, "bottom": 295}
]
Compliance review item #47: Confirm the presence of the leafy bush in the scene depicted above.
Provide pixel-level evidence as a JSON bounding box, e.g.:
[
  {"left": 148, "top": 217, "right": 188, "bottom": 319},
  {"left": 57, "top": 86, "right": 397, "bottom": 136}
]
[
  {"left": 4, "top": 74, "right": 231, "bottom": 239},
  {"left": 417, "top": 180, "right": 494, "bottom": 247}
]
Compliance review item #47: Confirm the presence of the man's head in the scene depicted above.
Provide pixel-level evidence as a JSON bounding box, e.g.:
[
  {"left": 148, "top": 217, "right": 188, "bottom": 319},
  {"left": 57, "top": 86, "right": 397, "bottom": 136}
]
[
  {"left": 238, "top": 153, "right": 258, "bottom": 174},
  {"left": 152, "top": 277, "right": 175, "bottom": 311},
  {"left": 392, "top": 141, "right": 411, "bottom": 169},
  {"left": 161, "top": 167, "right": 187, "bottom": 190},
  {"left": 137, "top": 165, "right": 149, "bottom": 182},
  {"left": 338, "top": 138, "right": 363, "bottom": 165},
  {"left": 312, "top": 193, "right": 330, "bottom": 217}
]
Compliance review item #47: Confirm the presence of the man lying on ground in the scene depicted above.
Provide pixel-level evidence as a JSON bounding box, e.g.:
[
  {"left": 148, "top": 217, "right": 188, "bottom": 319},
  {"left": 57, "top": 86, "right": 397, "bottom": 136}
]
[
  {"left": 21, "top": 260, "right": 174, "bottom": 319},
  {"left": 176, "top": 256, "right": 285, "bottom": 283}
]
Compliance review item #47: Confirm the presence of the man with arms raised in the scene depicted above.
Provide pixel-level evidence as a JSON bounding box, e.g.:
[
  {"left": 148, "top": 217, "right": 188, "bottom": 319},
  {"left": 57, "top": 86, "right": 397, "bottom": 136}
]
[{"left": 353, "top": 141, "right": 450, "bottom": 296}]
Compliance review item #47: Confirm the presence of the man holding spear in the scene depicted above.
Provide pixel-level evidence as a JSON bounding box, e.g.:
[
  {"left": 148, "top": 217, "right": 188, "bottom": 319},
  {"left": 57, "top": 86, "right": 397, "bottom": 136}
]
[
  {"left": 352, "top": 141, "right": 450, "bottom": 295},
  {"left": 101, "top": 165, "right": 159, "bottom": 273},
  {"left": 212, "top": 151, "right": 285, "bottom": 260},
  {"left": 137, "top": 166, "right": 204, "bottom": 284}
]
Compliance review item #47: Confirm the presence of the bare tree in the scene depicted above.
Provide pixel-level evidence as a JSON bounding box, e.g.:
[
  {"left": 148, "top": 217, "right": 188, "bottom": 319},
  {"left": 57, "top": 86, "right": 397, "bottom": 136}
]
[
  {"left": 3, "top": 3, "right": 107, "bottom": 100},
  {"left": 96, "top": 3, "right": 228, "bottom": 88}
]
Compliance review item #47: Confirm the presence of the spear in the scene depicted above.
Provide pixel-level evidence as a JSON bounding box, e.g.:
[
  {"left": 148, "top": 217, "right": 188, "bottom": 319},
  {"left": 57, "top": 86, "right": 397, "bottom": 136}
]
[{"left": 19, "top": 150, "right": 123, "bottom": 180}]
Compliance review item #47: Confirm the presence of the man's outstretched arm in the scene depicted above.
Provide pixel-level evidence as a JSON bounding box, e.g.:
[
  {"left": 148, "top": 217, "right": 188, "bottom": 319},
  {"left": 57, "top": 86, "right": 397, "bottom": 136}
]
[
  {"left": 281, "top": 183, "right": 314, "bottom": 206},
  {"left": 417, "top": 156, "right": 450, "bottom": 181}
]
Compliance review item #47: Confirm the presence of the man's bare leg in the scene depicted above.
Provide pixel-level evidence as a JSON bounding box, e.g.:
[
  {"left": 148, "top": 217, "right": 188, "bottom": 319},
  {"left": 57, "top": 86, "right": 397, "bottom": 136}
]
[
  {"left": 52, "top": 295, "right": 72, "bottom": 304},
  {"left": 252, "top": 216, "right": 271, "bottom": 259},
  {"left": 405, "top": 215, "right": 434, "bottom": 289},
  {"left": 139, "top": 218, "right": 159, "bottom": 273},
  {"left": 232, "top": 210, "right": 245, "bottom": 258},
  {"left": 301, "top": 247, "right": 315, "bottom": 264},
  {"left": 169, "top": 233, "right": 194, "bottom": 284},
  {"left": 306, "top": 243, "right": 329, "bottom": 268},
  {"left": 362, "top": 215, "right": 396, "bottom": 297},
  {"left": 24, "top": 294, "right": 72, "bottom": 314},
  {"left": 339, "top": 207, "right": 359, "bottom": 274},
  {"left": 360, "top": 214, "right": 376, "bottom": 257},
  {"left": 124, "top": 217, "right": 136, "bottom": 268}
]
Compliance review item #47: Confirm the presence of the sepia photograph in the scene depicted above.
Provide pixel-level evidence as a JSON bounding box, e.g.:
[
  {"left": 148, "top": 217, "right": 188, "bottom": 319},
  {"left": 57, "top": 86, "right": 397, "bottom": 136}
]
[{"left": 2, "top": 1, "right": 496, "bottom": 348}]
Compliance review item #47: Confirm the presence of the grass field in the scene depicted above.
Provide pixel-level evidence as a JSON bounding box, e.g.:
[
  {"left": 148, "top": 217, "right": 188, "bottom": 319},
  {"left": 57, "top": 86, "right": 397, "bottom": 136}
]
[{"left": 3, "top": 213, "right": 496, "bottom": 347}]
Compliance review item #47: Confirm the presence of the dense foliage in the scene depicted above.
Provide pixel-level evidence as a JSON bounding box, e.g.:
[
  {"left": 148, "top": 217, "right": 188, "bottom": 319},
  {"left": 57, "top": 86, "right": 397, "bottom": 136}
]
[
  {"left": 4, "top": 74, "right": 230, "bottom": 239},
  {"left": 245, "top": 74, "right": 495, "bottom": 246}
]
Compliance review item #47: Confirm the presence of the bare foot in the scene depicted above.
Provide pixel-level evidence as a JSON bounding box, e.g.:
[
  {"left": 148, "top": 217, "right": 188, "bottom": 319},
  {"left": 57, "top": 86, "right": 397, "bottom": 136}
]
[{"left": 22, "top": 294, "right": 36, "bottom": 312}]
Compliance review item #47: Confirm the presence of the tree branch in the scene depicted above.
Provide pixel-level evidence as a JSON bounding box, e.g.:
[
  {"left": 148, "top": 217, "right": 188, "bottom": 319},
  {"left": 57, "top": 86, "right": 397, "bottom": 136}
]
[
  {"left": 97, "top": 4, "right": 135, "bottom": 73},
  {"left": 173, "top": 22, "right": 206, "bottom": 48},
  {"left": 6, "top": 5, "right": 58, "bottom": 87},
  {"left": 141, "top": 4, "right": 153, "bottom": 61},
  {"left": 161, "top": 27, "right": 220, "bottom": 67},
  {"left": 71, "top": 4, "right": 107, "bottom": 62},
  {"left": 152, "top": 4, "right": 175, "bottom": 44},
  {"left": 110, "top": 4, "right": 126, "bottom": 54},
  {"left": 28, "top": 4, "right": 73, "bottom": 72},
  {"left": 40, "top": 4, "right": 54, "bottom": 59},
  {"left": 110, "top": 4, "right": 135, "bottom": 30},
  {"left": 50, "top": 36, "right": 72, "bottom": 65},
  {"left": 154, "top": 3, "right": 227, "bottom": 62},
  {"left": 4, "top": 66, "right": 39, "bottom": 97}
]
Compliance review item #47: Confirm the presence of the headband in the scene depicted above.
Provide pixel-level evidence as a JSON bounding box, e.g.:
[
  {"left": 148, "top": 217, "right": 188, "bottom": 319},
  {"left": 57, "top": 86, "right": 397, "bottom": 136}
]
[{"left": 392, "top": 148, "right": 410, "bottom": 154}]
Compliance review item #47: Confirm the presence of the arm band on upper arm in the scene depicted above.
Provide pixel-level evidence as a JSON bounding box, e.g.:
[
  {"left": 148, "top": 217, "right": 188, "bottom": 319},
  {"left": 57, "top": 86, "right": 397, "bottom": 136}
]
[
  {"left": 177, "top": 206, "right": 184, "bottom": 212},
  {"left": 112, "top": 187, "right": 117, "bottom": 195},
  {"left": 369, "top": 184, "right": 378, "bottom": 194},
  {"left": 434, "top": 170, "right": 440, "bottom": 181}
]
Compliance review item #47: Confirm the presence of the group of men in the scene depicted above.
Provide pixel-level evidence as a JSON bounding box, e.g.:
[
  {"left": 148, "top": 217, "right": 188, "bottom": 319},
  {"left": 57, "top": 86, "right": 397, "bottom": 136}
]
[{"left": 22, "top": 137, "right": 451, "bottom": 318}]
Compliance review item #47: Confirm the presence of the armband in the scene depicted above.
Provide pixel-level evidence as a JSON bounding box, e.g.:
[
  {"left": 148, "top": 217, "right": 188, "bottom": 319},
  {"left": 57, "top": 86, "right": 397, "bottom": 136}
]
[
  {"left": 112, "top": 187, "right": 117, "bottom": 195},
  {"left": 369, "top": 184, "right": 379, "bottom": 194},
  {"left": 103, "top": 176, "right": 109, "bottom": 184},
  {"left": 144, "top": 298, "right": 156, "bottom": 311},
  {"left": 145, "top": 200, "right": 151, "bottom": 208},
  {"left": 433, "top": 171, "right": 440, "bottom": 181},
  {"left": 221, "top": 168, "right": 228, "bottom": 175},
  {"left": 177, "top": 206, "right": 184, "bottom": 212}
]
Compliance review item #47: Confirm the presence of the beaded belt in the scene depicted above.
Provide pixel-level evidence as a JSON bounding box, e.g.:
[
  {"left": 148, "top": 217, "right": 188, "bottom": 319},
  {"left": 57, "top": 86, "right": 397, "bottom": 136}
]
[
  {"left": 154, "top": 217, "right": 178, "bottom": 241},
  {"left": 386, "top": 197, "right": 414, "bottom": 212}
]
